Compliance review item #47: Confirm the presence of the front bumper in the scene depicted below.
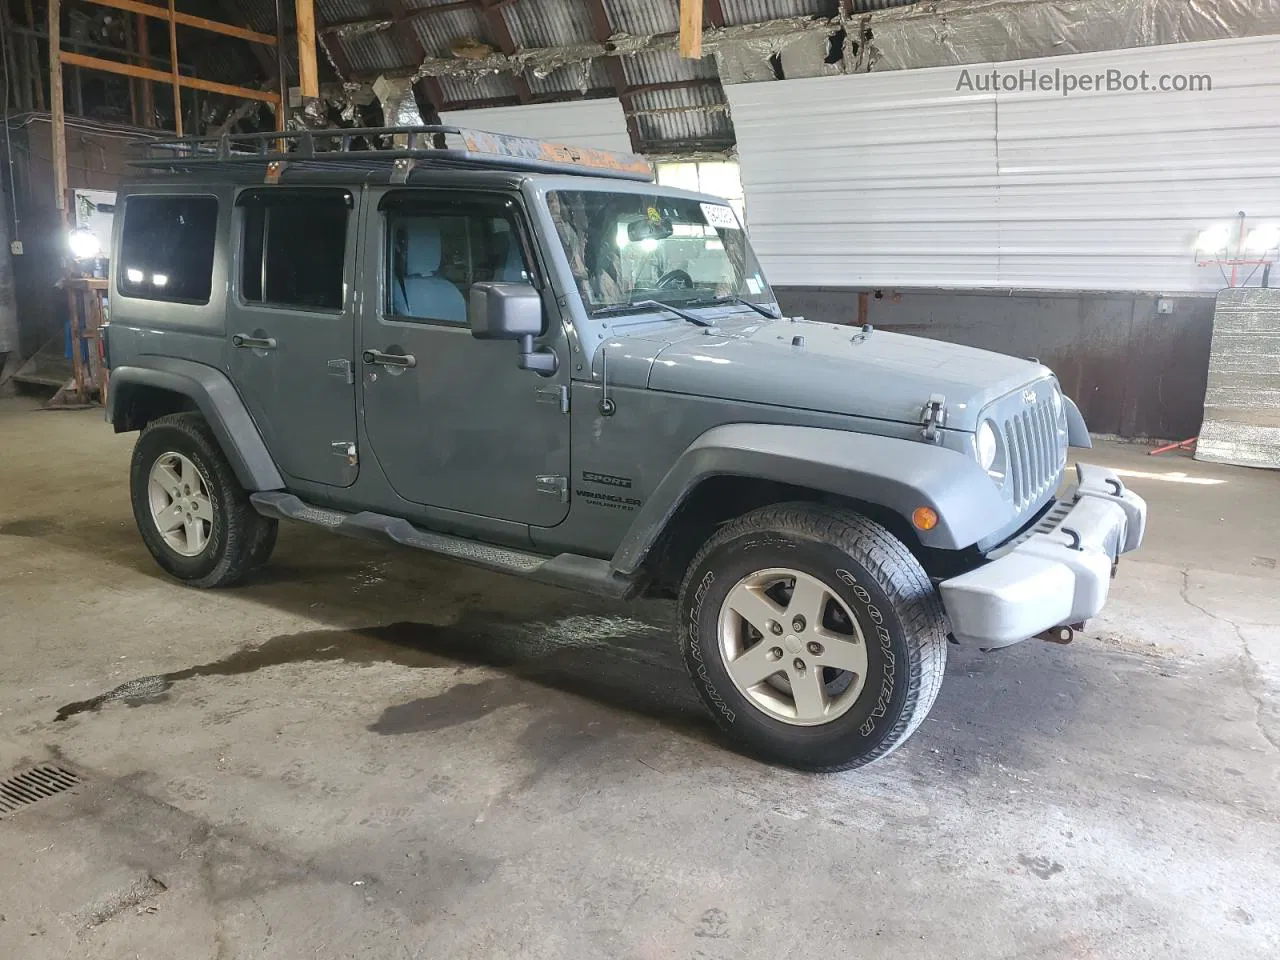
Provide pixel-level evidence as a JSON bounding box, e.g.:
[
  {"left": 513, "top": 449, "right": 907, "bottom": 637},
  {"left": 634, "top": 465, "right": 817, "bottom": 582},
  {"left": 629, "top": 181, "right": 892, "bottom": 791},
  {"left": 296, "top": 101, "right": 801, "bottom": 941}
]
[{"left": 939, "top": 464, "right": 1147, "bottom": 648}]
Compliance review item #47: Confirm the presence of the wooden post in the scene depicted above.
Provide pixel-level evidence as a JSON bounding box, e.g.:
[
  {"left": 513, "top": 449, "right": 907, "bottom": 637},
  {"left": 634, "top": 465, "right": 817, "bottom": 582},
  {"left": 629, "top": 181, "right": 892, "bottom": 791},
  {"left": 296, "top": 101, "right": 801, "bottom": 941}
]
[
  {"left": 48, "top": 0, "right": 68, "bottom": 217},
  {"left": 167, "top": 0, "right": 181, "bottom": 134},
  {"left": 679, "top": 0, "right": 703, "bottom": 59},
  {"left": 274, "top": 0, "right": 288, "bottom": 129},
  {"left": 294, "top": 0, "right": 319, "bottom": 102}
]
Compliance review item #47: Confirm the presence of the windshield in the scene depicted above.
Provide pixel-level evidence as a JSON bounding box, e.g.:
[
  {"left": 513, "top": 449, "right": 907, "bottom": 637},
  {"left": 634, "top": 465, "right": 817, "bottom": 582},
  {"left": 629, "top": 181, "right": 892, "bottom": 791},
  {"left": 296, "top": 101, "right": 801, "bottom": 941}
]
[{"left": 546, "top": 190, "right": 774, "bottom": 315}]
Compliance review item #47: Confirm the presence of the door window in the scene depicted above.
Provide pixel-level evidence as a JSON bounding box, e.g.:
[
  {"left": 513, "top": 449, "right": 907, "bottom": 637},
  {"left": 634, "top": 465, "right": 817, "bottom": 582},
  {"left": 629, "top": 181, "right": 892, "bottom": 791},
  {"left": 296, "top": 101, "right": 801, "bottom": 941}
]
[
  {"left": 386, "top": 207, "right": 529, "bottom": 324},
  {"left": 240, "top": 192, "right": 349, "bottom": 311},
  {"left": 117, "top": 195, "right": 218, "bottom": 303}
]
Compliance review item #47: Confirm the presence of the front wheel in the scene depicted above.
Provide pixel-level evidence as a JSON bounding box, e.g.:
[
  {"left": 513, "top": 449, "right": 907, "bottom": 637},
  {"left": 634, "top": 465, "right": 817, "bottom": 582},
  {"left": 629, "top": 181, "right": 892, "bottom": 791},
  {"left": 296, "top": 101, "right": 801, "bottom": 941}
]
[{"left": 677, "top": 503, "right": 948, "bottom": 771}]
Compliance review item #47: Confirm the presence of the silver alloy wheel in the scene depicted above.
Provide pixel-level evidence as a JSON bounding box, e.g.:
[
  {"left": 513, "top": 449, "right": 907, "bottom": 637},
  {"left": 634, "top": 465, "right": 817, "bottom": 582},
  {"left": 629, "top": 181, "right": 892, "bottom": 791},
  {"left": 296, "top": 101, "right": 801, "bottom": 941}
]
[
  {"left": 717, "top": 567, "right": 868, "bottom": 726},
  {"left": 147, "top": 451, "right": 214, "bottom": 557}
]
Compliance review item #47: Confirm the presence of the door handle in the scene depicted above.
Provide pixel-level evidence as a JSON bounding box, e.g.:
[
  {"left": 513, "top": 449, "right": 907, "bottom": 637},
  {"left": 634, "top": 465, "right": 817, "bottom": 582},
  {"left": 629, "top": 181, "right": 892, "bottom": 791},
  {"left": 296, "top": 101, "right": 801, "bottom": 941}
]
[
  {"left": 232, "top": 333, "right": 277, "bottom": 350},
  {"left": 363, "top": 349, "right": 416, "bottom": 369}
]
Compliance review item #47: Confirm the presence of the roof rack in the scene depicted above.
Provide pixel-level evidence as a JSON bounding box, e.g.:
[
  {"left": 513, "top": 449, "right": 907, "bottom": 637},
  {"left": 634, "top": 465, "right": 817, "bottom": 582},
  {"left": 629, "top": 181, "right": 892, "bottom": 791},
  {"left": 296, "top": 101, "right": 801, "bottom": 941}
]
[{"left": 132, "top": 125, "right": 654, "bottom": 183}]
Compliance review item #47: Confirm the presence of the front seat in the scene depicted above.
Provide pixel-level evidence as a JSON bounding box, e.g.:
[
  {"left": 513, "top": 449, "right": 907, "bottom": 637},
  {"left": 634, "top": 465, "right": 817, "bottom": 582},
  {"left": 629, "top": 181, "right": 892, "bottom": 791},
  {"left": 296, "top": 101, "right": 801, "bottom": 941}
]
[
  {"left": 392, "top": 220, "right": 467, "bottom": 322},
  {"left": 495, "top": 231, "right": 528, "bottom": 282}
]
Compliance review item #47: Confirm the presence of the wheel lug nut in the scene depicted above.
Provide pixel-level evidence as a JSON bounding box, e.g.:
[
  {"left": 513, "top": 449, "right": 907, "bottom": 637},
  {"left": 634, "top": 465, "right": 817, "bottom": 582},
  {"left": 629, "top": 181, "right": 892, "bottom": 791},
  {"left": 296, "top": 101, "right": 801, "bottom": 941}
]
[
  {"left": 767, "top": 647, "right": 783, "bottom": 661},
  {"left": 792, "top": 658, "right": 806, "bottom": 674},
  {"left": 807, "top": 641, "right": 824, "bottom": 656},
  {"left": 768, "top": 620, "right": 783, "bottom": 635},
  {"left": 792, "top": 616, "right": 806, "bottom": 632}
]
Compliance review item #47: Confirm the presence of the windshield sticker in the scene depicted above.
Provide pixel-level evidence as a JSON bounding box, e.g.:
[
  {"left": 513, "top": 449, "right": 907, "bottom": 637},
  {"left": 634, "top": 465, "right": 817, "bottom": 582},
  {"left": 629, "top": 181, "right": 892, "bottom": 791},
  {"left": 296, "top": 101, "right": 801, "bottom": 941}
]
[
  {"left": 745, "top": 277, "right": 762, "bottom": 294},
  {"left": 700, "top": 203, "right": 740, "bottom": 230}
]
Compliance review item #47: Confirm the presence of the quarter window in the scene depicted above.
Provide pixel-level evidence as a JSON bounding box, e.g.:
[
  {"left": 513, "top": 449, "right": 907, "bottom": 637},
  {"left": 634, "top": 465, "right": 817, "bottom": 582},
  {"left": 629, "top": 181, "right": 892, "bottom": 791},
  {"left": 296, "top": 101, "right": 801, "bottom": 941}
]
[
  {"left": 240, "top": 192, "right": 349, "bottom": 311},
  {"left": 386, "top": 207, "right": 529, "bottom": 324},
  {"left": 117, "top": 196, "right": 218, "bottom": 303}
]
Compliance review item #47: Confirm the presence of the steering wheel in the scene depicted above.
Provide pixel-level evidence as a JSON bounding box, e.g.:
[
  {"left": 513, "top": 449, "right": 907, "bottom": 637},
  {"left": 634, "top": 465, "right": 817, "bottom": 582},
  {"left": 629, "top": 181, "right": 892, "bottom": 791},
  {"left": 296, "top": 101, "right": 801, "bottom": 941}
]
[{"left": 656, "top": 269, "right": 694, "bottom": 290}]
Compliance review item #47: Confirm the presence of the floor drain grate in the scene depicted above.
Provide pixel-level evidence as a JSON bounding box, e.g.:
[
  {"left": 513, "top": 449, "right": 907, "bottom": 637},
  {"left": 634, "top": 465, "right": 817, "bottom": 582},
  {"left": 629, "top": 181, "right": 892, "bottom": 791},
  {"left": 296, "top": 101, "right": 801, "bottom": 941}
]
[{"left": 0, "top": 765, "right": 82, "bottom": 816}]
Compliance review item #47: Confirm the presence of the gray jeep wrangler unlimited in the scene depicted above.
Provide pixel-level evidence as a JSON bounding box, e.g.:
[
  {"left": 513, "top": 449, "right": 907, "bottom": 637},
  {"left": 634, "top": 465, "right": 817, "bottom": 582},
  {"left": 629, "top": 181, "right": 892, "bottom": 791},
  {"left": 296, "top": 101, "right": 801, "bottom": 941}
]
[{"left": 103, "top": 127, "right": 1147, "bottom": 771}]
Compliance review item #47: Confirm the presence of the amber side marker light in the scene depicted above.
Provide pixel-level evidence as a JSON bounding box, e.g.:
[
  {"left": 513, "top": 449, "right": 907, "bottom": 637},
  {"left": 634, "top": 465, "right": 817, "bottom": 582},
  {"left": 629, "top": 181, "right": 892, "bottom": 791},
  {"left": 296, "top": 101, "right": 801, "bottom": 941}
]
[{"left": 912, "top": 506, "right": 939, "bottom": 531}]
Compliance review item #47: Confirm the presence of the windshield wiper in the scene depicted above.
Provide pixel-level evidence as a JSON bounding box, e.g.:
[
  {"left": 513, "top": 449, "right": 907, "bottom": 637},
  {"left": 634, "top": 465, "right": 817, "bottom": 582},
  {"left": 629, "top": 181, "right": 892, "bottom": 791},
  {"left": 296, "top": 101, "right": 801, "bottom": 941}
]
[
  {"left": 685, "top": 295, "right": 781, "bottom": 320},
  {"left": 593, "top": 299, "right": 714, "bottom": 327}
]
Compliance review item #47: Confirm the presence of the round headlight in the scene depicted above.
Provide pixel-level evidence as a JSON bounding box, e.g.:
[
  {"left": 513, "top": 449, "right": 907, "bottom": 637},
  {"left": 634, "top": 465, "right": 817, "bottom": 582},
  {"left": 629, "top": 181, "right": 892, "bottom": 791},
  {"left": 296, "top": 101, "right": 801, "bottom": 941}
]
[{"left": 977, "top": 420, "right": 998, "bottom": 471}]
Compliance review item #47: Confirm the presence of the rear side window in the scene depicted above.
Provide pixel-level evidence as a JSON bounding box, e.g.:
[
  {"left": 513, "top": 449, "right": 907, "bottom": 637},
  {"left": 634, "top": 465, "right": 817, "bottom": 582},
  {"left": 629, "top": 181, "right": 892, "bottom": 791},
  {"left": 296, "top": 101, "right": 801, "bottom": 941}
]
[
  {"left": 117, "top": 196, "right": 218, "bottom": 303},
  {"left": 240, "top": 191, "right": 349, "bottom": 311}
]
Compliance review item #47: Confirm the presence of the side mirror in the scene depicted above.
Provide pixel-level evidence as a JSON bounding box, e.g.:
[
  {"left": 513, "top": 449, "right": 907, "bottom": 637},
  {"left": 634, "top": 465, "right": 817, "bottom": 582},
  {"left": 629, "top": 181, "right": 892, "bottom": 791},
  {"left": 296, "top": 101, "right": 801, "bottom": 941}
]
[{"left": 469, "top": 281, "right": 557, "bottom": 375}]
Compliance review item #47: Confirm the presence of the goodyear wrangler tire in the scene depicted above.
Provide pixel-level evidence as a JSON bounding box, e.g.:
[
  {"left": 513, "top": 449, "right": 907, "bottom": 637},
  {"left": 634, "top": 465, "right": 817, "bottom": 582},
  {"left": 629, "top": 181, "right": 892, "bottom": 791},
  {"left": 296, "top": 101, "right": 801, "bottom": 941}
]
[{"left": 677, "top": 503, "right": 948, "bottom": 771}]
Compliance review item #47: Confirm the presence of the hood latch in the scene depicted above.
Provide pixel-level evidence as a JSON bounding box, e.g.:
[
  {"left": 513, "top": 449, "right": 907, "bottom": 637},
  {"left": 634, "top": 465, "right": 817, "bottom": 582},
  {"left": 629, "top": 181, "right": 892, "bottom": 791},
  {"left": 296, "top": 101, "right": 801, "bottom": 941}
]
[{"left": 920, "top": 393, "right": 947, "bottom": 443}]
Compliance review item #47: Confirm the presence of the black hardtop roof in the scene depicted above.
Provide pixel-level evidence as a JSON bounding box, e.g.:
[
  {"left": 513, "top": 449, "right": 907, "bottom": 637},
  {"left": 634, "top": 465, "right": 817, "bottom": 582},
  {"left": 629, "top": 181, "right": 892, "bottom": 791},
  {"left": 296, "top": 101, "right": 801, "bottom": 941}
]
[{"left": 130, "top": 125, "right": 654, "bottom": 185}]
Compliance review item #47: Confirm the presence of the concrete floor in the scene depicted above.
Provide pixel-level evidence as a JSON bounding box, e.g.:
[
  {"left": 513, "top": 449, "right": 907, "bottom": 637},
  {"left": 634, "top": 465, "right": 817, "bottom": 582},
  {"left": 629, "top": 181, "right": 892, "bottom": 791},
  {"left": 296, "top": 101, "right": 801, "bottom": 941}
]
[{"left": 0, "top": 395, "right": 1278, "bottom": 960}]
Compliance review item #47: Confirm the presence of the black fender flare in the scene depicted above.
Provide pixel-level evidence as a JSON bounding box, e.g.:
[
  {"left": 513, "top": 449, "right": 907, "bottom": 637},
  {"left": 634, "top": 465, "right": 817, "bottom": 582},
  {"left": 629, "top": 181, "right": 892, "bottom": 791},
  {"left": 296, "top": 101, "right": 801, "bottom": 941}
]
[
  {"left": 107, "top": 359, "right": 284, "bottom": 491},
  {"left": 611, "top": 423, "right": 1013, "bottom": 575}
]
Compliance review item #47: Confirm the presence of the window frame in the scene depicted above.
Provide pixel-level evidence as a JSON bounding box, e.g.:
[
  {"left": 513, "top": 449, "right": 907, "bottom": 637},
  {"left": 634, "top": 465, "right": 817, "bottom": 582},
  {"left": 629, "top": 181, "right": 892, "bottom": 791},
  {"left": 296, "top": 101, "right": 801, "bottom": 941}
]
[
  {"left": 378, "top": 190, "right": 542, "bottom": 329},
  {"left": 115, "top": 193, "right": 220, "bottom": 306},
  {"left": 234, "top": 187, "right": 354, "bottom": 315}
]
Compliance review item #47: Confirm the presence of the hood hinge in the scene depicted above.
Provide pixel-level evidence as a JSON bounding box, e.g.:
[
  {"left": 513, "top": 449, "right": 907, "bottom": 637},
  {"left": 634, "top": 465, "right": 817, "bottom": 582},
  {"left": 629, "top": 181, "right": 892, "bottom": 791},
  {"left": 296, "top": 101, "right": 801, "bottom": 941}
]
[{"left": 920, "top": 394, "right": 947, "bottom": 443}]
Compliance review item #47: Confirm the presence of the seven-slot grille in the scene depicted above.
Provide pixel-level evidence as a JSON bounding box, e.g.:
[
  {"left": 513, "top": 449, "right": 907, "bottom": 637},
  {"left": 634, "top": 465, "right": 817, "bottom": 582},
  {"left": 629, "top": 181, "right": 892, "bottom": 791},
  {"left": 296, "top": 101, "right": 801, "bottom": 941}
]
[{"left": 1001, "top": 382, "right": 1066, "bottom": 510}]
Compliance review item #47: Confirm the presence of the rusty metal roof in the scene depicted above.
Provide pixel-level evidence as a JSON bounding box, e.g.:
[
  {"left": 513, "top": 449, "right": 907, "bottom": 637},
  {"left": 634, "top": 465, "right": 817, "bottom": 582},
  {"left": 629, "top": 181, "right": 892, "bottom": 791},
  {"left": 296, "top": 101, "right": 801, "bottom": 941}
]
[{"left": 222, "top": 0, "right": 922, "bottom": 153}]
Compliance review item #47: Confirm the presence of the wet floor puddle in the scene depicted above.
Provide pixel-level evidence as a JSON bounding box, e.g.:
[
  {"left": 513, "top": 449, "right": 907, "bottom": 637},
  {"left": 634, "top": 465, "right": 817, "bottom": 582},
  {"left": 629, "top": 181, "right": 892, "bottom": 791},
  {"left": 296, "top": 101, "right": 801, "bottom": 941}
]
[{"left": 54, "top": 608, "right": 703, "bottom": 732}]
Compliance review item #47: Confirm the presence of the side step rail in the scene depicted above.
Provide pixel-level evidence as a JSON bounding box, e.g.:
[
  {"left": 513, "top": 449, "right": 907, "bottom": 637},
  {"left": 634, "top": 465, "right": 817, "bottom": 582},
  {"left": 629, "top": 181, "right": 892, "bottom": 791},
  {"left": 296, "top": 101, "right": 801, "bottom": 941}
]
[{"left": 249, "top": 492, "right": 639, "bottom": 600}]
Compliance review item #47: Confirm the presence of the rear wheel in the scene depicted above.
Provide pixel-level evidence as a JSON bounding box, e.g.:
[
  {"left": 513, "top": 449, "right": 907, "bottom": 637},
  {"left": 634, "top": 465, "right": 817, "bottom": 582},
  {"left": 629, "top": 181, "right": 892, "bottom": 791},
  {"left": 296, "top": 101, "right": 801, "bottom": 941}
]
[
  {"left": 130, "top": 413, "right": 277, "bottom": 587},
  {"left": 677, "top": 503, "right": 948, "bottom": 771}
]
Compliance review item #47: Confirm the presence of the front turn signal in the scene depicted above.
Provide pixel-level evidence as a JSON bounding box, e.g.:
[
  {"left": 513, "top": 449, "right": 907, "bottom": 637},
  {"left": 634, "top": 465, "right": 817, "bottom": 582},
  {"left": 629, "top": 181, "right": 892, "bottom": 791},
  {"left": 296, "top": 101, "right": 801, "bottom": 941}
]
[{"left": 912, "top": 506, "right": 939, "bottom": 531}]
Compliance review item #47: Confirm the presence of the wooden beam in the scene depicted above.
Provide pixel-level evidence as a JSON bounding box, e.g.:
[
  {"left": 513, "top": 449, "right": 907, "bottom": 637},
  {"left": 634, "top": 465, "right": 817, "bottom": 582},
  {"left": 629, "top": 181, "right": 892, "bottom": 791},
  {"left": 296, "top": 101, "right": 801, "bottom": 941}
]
[
  {"left": 703, "top": 0, "right": 725, "bottom": 29},
  {"left": 167, "top": 0, "right": 181, "bottom": 133},
  {"left": 679, "top": 0, "right": 703, "bottom": 59},
  {"left": 295, "top": 0, "right": 319, "bottom": 100},
  {"left": 61, "top": 51, "right": 283, "bottom": 104},
  {"left": 79, "top": 0, "right": 278, "bottom": 47},
  {"left": 49, "top": 0, "right": 68, "bottom": 215}
]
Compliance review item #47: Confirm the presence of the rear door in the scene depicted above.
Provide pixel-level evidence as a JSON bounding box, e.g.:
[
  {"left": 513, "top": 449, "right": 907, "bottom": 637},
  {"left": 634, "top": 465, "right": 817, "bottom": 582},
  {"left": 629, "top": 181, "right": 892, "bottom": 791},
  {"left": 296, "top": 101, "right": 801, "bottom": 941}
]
[{"left": 225, "top": 187, "right": 360, "bottom": 487}]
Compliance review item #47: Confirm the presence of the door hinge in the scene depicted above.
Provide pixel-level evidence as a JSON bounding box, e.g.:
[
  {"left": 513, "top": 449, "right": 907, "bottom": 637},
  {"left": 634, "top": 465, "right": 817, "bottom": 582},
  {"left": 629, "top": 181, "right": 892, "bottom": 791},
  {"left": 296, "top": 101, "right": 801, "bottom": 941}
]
[
  {"left": 536, "top": 384, "right": 570, "bottom": 414},
  {"left": 331, "top": 441, "right": 358, "bottom": 466},
  {"left": 920, "top": 393, "right": 947, "bottom": 443},
  {"left": 327, "top": 358, "right": 354, "bottom": 384},
  {"left": 536, "top": 475, "right": 569, "bottom": 503}
]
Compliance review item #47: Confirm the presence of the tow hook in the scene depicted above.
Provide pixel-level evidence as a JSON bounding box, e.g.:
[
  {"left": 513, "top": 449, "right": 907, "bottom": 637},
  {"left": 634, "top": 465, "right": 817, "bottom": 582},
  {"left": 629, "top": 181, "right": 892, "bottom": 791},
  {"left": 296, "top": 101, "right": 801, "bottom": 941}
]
[{"left": 1038, "top": 625, "right": 1076, "bottom": 644}]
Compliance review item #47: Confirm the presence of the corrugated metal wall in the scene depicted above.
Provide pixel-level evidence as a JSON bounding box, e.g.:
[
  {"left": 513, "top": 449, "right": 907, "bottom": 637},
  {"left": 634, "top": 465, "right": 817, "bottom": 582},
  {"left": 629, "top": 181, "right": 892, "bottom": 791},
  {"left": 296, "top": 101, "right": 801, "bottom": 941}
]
[
  {"left": 728, "top": 35, "right": 1280, "bottom": 293},
  {"left": 440, "top": 100, "right": 633, "bottom": 154}
]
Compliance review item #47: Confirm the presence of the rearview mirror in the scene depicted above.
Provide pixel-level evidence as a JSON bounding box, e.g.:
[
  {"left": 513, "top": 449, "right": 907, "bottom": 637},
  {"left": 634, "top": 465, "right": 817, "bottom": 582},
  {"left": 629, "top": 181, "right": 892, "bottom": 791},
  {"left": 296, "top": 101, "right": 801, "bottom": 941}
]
[
  {"left": 627, "top": 216, "right": 673, "bottom": 242},
  {"left": 469, "top": 281, "right": 556, "bottom": 375}
]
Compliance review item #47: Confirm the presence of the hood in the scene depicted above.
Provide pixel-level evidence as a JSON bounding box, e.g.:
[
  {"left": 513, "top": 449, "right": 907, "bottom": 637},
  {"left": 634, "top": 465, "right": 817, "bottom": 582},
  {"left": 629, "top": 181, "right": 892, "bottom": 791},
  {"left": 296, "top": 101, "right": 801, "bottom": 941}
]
[{"left": 607, "top": 318, "right": 1049, "bottom": 432}]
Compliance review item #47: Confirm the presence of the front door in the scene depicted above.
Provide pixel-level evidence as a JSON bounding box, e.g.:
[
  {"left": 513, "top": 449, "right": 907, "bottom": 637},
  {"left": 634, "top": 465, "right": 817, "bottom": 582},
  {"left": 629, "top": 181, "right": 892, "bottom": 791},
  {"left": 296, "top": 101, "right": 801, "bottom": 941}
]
[
  {"left": 359, "top": 188, "right": 571, "bottom": 527},
  {"left": 226, "top": 187, "right": 359, "bottom": 487}
]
